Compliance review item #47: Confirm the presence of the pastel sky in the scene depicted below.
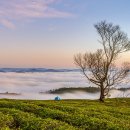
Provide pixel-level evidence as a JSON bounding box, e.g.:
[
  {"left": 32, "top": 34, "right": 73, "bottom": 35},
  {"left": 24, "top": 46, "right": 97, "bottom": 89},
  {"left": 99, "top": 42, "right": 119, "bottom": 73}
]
[{"left": 0, "top": 0, "right": 130, "bottom": 68}]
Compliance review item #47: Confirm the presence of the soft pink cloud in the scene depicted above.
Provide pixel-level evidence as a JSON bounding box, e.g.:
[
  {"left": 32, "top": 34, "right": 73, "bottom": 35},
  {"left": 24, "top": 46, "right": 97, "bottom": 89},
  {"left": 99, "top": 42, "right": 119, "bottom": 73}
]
[
  {"left": 0, "top": 0, "right": 72, "bottom": 29},
  {"left": 0, "top": 19, "right": 15, "bottom": 29}
]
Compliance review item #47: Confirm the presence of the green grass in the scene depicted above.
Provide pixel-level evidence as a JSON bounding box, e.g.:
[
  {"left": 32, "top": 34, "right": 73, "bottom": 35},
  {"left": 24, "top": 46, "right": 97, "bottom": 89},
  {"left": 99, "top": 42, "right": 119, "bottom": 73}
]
[{"left": 0, "top": 98, "right": 130, "bottom": 130}]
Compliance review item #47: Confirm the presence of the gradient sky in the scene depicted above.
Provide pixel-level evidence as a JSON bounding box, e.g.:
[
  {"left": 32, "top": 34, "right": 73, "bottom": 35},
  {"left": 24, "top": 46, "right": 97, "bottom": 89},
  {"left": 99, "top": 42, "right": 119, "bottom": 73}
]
[{"left": 0, "top": 0, "right": 130, "bottom": 68}]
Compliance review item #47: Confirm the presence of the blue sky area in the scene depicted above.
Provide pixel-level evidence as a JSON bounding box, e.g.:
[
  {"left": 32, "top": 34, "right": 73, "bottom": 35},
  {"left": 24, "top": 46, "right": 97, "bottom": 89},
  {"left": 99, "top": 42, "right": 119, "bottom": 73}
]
[{"left": 0, "top": 0, "right": 130, "bottom": 68}]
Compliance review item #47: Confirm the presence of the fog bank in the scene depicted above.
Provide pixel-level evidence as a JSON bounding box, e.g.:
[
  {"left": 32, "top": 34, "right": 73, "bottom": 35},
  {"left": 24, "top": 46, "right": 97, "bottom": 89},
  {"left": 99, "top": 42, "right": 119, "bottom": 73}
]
[{"left": 0, "top": 71, "right": 130, "bottom": 100}]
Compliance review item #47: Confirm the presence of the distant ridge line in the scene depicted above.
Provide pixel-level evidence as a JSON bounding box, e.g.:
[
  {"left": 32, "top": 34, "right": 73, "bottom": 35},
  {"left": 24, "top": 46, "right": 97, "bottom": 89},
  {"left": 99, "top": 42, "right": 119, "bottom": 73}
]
[{"left": 0, "top": 68, "right": 80, "bottom": 73}]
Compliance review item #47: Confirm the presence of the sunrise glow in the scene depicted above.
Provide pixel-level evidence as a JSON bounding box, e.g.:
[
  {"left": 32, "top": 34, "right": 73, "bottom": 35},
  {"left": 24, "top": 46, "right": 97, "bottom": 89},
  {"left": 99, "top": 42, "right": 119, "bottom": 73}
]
[{"left": 0, "top": 0, "right": 130, "bottom": 68}]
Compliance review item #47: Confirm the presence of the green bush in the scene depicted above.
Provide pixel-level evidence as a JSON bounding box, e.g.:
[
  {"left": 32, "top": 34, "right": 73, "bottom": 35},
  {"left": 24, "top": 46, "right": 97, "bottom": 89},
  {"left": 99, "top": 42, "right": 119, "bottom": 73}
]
[
  {"left": 0, "top": 112, "right": 14, "bottom": 129},
  {"left": 0, "top": 98, "right": 130, "bottom": 130},
  {"left": 0, "top": 108, "right": 77, "bottom": 130}
]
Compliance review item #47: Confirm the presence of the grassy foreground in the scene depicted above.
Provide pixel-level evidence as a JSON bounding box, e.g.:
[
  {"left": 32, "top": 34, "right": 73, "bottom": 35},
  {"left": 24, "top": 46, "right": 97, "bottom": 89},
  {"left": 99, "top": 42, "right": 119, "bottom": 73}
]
[{"left": 0, "top": 98, "right": 130, "bottom": 130}]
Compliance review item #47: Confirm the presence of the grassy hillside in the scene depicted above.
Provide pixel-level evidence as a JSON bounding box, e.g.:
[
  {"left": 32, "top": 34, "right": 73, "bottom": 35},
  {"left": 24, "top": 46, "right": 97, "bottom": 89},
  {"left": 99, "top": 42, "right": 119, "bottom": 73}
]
[{"left": 0, "top": 98, "right": 130, "bottom": 130}]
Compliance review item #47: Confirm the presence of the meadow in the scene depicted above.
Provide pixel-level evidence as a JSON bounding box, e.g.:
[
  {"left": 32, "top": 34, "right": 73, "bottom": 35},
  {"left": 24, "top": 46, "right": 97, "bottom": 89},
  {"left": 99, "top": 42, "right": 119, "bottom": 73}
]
[{"left": 0, "top": 98, "right": 130, "bottom": 130}]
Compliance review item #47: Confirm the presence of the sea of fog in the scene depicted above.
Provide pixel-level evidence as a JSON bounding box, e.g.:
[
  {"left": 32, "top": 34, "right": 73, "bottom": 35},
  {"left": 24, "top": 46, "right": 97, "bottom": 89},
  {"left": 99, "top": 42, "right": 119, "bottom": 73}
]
[{"left": 0, "top": 68, "right": 130, "bottom": 100}]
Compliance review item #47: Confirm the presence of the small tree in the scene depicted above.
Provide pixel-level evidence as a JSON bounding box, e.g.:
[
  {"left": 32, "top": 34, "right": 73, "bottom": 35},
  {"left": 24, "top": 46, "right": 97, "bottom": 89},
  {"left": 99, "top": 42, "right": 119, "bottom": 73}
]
[{"left": 74, "top": 21, "right": 130, "bottom": 102}]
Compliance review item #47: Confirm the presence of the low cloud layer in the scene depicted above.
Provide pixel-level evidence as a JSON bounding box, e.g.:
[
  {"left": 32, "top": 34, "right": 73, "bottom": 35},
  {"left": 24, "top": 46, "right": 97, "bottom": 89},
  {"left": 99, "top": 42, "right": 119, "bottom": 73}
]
[
  {"left": 0, "top": 71, "right": 130, "bottom": 99},
  {"left": 0, "top": 0, "right": 72, "bottom": 29}
]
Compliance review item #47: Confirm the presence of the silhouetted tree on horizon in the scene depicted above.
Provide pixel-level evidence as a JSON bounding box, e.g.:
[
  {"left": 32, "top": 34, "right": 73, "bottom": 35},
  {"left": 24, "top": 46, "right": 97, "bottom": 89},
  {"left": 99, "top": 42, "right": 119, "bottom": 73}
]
[{"left": 74, "top": 21, "right": 130, "bottom": 102}]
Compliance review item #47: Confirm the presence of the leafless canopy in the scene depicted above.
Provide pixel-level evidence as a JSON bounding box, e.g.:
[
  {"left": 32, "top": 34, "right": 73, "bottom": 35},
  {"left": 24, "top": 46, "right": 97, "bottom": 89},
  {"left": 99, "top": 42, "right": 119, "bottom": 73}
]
[{"left": 74, "top": 21, "right": 130, "bottom": 101}]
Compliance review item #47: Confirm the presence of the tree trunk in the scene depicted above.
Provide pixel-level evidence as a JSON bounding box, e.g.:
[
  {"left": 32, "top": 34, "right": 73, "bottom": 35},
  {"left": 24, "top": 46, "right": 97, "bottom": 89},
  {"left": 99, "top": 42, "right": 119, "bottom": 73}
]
[{"left": 99, "top": 87, "right": 105, "bottom": 102}]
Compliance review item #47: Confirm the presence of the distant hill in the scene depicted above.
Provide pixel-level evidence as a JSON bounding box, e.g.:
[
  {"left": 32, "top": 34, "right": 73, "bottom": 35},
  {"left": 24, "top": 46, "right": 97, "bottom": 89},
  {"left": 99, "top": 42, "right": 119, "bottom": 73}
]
[
  {"left": 0, "top": 68, "right": 79, "bottom": 73},
  {"left": 44, "top": 87, "right": 100, "bottom": 94},
  {"left": 44, "top": 87, "right": 130, "bottom": 94}
]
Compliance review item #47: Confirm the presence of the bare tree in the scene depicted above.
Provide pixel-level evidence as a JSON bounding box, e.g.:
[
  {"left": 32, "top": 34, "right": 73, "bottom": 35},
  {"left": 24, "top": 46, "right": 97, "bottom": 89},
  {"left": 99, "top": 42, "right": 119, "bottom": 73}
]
[{"left": 74, "top": 21, "right": 130, "bottom": 102}]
